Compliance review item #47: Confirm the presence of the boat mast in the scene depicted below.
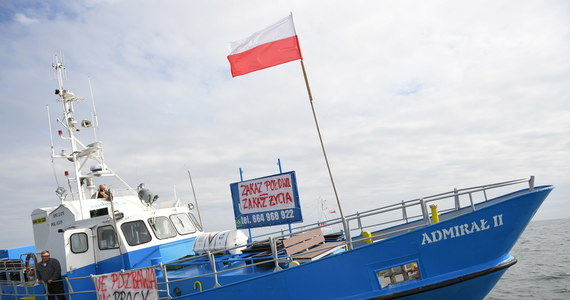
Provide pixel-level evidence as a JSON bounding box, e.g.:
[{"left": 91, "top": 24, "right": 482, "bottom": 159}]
[
  {"left": 53, "top": 57, "right": 87, "bottom": 205},
  {"left": 50, "top": 57, "right": 139, "bottom": 221}
]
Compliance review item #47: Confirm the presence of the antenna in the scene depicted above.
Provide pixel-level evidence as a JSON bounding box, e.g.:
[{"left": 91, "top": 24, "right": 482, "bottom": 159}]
[
  {"left": 52, "top": 54, "right": 67, "bottom": 88},
  {"left": 173, "top": 184, "right": 180, "bottom": 207},
  {"left": 88, "top": 77, "right": 100, "bottom": 130},
  {"left": 60, "top": 52, "right": 68, "bottom": 81},
  {"left": 87, "top": 77, "right": 104, "bottom": 167},
  {"left": 46, "top": 105, "right": 61, "bottom": 188},
  {"left": 187, "top": 170, "right": 203, "bottom": 229}
]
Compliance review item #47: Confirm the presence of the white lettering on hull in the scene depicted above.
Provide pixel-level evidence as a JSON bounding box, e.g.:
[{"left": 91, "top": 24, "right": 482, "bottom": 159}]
[{"left": 421, "top": 214, "right": 503, "bottom": 245}]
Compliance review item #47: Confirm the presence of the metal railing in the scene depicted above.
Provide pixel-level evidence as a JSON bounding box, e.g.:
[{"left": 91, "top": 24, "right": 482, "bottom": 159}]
[{"left": 0, "top": 177, "right": 536, "bottom": 299}]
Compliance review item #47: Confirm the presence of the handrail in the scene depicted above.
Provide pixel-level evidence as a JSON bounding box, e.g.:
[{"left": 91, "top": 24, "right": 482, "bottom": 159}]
[{"left": 0, "top": 177, "right": 536, "bottom": 299}]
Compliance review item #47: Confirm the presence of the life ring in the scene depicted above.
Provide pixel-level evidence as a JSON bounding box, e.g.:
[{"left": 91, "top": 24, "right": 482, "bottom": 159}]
[{"left": 24, "top": 253, "right": 37, "bottom": 278}]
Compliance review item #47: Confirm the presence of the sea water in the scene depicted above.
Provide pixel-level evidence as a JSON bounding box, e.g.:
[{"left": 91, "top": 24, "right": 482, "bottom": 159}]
[{"left": 486, "top": 218, "right": 570, "bottom": 299}]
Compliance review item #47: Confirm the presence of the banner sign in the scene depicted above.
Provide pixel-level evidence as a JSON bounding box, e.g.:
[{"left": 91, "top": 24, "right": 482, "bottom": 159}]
[
  {"left": 230, "top": 171, "right": 302, "bottom": 229},
  {"left": 93, "top": 268, "right": 158, "bottom": 300}
]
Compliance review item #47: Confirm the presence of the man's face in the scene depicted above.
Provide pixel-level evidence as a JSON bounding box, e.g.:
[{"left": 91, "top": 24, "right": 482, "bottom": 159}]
[{"left": 41, "top": 253, "right": 50, "bottom": 263}]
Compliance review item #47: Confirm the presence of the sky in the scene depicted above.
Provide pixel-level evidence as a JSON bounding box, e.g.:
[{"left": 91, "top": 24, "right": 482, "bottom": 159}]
[{"left": 0, "top": 0, "right": 568, "bottom": 249}]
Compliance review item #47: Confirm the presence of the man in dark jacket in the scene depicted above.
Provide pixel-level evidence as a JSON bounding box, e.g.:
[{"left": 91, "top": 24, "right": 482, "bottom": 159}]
[{"left": 35, "top": 250, "right": 67, "bottom": 300}]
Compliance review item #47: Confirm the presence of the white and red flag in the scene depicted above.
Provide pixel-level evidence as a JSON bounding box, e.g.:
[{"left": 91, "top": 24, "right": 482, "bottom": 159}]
[{"left": 227, "top": 15, "right": 302, "bottom": 77}]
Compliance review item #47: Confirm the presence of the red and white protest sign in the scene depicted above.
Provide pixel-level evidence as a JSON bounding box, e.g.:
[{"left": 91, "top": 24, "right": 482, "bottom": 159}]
[
  {"left": 230, "top": 171, "right": 303, "bottom": 228},
  {"left": 237, "top": 173, "right": 296, "bottom": 214},
  {"left": 93, "top": 268, "right": 158, "bottom": 300}
]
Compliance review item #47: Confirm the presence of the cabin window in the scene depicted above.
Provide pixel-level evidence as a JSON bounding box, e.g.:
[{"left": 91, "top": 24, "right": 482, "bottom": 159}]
[
  {"left": 148, "top": 216, "right": 177, "bottom": 239},
  {"left": 97, "top": 226, "right": 119, "bottom": 250},
  {"left": 121, "top": 220, "right": 152, "bottom": 246},
  {"left": 170, "top": 213, "right": 197, "bottom": 235},
  {"left": 70, "top": 232, "right": 88, "bottom": 253},
  {"left": 376, "top": 262, "right": 421, "bottom": 288},
  {"left": 90, "top": 207, "right": 109, "bottom": 218},
  {"left": 188, "top": 213, "right": 202, "bottom": 232}
]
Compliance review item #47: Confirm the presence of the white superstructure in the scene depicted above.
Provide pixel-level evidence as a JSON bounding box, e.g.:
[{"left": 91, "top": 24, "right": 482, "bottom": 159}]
[{"left": 31, "top": 57, "right": 217, "bottom": 275}]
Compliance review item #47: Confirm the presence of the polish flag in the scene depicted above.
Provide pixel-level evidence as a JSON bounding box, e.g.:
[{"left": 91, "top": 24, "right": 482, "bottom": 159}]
[{"left": 228, "top": 15, "right": 303, "bottom": 77}]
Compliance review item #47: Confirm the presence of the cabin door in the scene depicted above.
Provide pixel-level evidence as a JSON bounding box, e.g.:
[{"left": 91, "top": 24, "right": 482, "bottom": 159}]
[{"left": 64, "top": 228, "right": 97, "bottom": 276}]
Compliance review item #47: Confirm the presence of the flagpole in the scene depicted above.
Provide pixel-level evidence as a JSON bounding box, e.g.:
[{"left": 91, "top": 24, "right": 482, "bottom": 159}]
[{"left": 299, "top": 59, "right": 352, "bottom": 249}]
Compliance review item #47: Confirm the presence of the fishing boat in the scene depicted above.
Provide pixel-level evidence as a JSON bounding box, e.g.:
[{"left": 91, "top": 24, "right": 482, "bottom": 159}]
[{"left": 0, "top": 60, "right": 554, "bottom": 300}]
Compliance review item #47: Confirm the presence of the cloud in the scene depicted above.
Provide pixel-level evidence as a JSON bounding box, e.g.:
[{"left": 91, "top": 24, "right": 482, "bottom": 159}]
[{"left": 13, "top": 12, "right": 39, "bottom": 24}]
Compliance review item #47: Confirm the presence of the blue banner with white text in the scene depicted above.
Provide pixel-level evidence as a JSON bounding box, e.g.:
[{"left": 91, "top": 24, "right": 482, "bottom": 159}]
[{"left": 230, "top": 171, "right": 302, "bottom": 229}]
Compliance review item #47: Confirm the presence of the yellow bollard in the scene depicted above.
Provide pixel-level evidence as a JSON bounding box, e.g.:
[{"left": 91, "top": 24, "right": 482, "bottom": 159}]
[
  {"left": 362, "top": 231, "right": 373, "bottom": 244},
  {"left": 430, "top": 204, "right": 440, "bottom": 223},
  {"left": 289, "top": 260, "right": 300, "bottom": 267}
]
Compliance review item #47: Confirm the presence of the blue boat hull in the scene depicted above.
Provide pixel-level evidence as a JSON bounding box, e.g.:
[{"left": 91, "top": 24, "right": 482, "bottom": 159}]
[{"left": 165, "top": 186, "right": 552, "bottom": 300}]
